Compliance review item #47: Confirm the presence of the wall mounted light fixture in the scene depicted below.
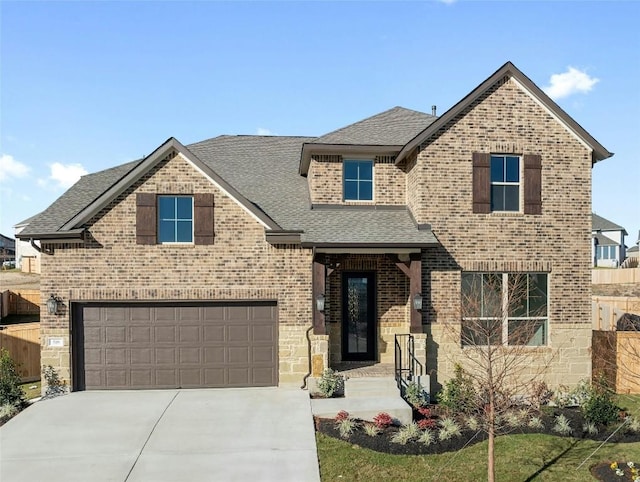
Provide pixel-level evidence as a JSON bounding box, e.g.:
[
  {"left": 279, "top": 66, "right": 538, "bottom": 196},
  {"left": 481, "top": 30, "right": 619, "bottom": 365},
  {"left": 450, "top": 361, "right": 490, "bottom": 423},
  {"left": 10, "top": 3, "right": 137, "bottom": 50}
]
[
  {"left": 316, "top": 294, "right": 325, "bottom": 313},
  {"left": 46, "top": 294, "right": 63, "bottom": 315},
  {"left": 413, "top": 293, "right": 423, "bottom": 311}
]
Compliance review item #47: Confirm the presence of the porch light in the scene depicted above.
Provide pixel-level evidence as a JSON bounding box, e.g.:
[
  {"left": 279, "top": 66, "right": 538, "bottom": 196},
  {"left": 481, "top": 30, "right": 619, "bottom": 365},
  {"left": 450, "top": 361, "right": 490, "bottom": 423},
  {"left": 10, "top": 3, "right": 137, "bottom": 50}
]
[
  {"left": 413, "top": 293, "right": 423, "bottom": 311},
  {"left": 316, "top": 294, "right": 325, "bottom": 312},
  {"left": 46, "top": 294, "right": 63, "bottom": 315}
]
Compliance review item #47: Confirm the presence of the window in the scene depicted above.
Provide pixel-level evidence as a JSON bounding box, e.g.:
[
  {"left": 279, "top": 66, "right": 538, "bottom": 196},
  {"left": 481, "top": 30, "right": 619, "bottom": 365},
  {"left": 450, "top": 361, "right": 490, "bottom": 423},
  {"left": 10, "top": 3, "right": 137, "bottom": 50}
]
[
  {"left": 490, "top": 155, "right": 520, "bottom": 211},
  {"left": 158, "top": 196, "right": 193, "bottom": 243},
  {"left": 461, "top": 272, "right": 548, "bottom": 346},
  {"left": 596, "top": 245, "right": 617, "bottom": 260},
  {"left": 343, "top": 160, "right": 373, "bottom": 201}
]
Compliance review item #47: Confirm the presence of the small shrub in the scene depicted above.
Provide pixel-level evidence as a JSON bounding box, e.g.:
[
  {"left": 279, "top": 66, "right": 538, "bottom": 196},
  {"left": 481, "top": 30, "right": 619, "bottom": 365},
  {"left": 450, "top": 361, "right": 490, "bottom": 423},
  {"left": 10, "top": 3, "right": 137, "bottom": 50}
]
[
  {"left": 0, "top": 403, "right": 19, "bottom": 420},
  {"left": 42, "top": 365, "right": 67, "bottom": 399},
  {"left": 405, "top": 381, "right": 428, "bottom": 408},
  {"left": 418, "top": 429, "right": 436, "bottom": 446},
  {"left": 505, "top": 410, "right": 524, "bottom": 429},
  {"left": 583, "top": 422, "right": 598, "bottom": 436},
  {"left": 418, "top": 418, "right": 436, "bottom": 430},
  {"left": 337, "top": 418, "right": 358, "bottom": 438},
  {"left": 625, "top": 416, "right": 640, "bottom": 433},
  {"left": 553, "top": 414, "right": 573, "bottom": 435},
  {"left": 530, "top": 380, "right": 552, "bottom": 408},
  {"left": 581, "top": 383, "right": 619, "bottom": 426},
  {"left": 465, "top": 415, "right": 480, "bottom": 431},
  {"left": 552, "top": 380, "right": 590, "bottom": 408},
  {"left": 438, "top": 417, "right": 462, "bottom": 441},
  {"left": 527, "top": 416, "right": 544, "bottom": 430},
  {"left": 317, "top": 369, "right": 344, "bottom": 398},
  {"left": 391, "top": 422, "right": 420, "bottom": 445},
  {"left": 373, "top": 412, "right": 393, "bottom": 429},
  {"left": 417, "top": 406, "right": 432, "bottom": 418},
  {"left": 0, "top": 349, "right": 25, "bottom": 407},
  {"left": 363, "top": 423, "right": 380, "bottom": 437},
  {"left": 437, "top": 364, "right": 475, "bottom": 414},
  {"left": 335, "top": 410, "right": 349, "bottom": 422}
]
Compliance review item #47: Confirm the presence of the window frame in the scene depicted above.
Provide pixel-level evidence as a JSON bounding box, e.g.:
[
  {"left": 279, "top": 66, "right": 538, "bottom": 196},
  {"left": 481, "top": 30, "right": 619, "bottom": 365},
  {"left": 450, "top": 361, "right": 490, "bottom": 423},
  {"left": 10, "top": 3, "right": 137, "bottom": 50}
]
[
  {"left": 157, "top": 195, "right": 194, "bottom": 244},
  {"left": 461, "top": 272, "right": 548, "bottom": 347},
  {"left": 343, "top": 159, "right": 374, "bottom": 202},
  {"left": 490, "top": 154, "right": 521, "bottom": 212}
]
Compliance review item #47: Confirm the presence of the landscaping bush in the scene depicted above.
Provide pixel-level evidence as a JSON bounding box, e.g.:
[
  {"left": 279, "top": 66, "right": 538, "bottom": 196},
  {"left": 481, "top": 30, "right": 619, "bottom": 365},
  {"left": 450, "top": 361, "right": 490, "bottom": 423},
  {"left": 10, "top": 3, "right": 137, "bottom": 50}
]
[
  {"left": 42, "top": 365, "right": 67, "bottom": 399},
  {"left": 373, "top": 412, "right": 393, "bottom": 430},
  {"left": 0, "top": 349, "right": 25, "bottom": 408},
  {"left": 317, "top": 368, "right": 344, "bottom": 398},
  {"left": 436, "top": 364, "right": 476, "bottom": 414},
  {"left": 405, "top": 380, "right": 428, "bottom": 408},
  {"left": 581, "top": 382, "right": 620, "bottom": 425}
]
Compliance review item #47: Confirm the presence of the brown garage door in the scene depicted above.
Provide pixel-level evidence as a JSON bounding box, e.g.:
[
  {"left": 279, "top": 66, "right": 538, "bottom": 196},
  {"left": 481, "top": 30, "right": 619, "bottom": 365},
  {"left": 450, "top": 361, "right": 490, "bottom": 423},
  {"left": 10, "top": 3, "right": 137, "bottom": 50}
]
[{"left": 73, "top": 302, "right": 278, "bottom": 390}]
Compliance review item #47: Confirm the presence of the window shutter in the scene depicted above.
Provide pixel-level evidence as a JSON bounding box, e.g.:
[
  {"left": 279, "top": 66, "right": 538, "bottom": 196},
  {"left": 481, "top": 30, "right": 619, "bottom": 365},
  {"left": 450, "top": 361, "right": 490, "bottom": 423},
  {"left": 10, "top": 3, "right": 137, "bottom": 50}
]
[
  {"left": 136, "top": 193, "right": 156, "bottom": 245},
  {"left": 194, "top": 193, "right": 214, "bottom": 245},
  {"left": 524, "top": 154, "right": 542, "bottom": 215},
  {"left": 472, "top": 152, "right": 491, "bottom": 213}
]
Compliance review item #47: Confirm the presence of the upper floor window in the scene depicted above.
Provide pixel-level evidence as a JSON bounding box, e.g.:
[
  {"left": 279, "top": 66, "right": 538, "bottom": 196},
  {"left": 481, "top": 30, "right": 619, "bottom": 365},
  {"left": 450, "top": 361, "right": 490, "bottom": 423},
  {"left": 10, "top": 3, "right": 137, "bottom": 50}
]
[
  {"left": 596, "top": 245, "right": 617, "bottom": 260},
  {"left": 490, "top": 155, "right": 520, "bottom": 211},
  {"left": 343, "top": 160, "right": 373, "bottom": 201},
  {"left": 158, "top": 196, "right": 193, "bottom": 243}
]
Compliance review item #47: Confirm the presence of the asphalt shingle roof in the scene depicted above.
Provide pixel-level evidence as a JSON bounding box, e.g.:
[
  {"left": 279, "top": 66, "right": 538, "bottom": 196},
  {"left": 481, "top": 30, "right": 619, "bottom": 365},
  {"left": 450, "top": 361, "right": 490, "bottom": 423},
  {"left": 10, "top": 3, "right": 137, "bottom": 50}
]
[
  {"left": 593, "top": 232, "right": 617, "bottom": 246},
  {"left": 592, "top": 213, "right": 627, "bottom": 233},
  {"left": 311, "top": 106, "right": 436, "bottom": 146},
  {"left": 19, "top": 108, "right": 438, "bottom": 246}
]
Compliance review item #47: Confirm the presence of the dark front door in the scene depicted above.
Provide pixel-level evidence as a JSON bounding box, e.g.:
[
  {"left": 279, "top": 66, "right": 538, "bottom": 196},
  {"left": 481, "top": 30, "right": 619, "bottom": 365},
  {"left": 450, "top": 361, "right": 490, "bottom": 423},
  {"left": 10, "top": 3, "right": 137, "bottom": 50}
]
[{"left": 342, "top": 272, "right": 376, "bottom": 361}]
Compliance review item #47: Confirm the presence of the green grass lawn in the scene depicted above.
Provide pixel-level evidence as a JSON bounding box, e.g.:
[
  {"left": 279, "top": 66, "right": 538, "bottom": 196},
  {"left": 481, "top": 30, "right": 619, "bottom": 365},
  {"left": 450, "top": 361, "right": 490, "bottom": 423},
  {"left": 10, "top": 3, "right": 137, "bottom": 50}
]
[
  {"left": 617, "top": 394, "right": 640, "bottom": 417},
  {"left": 317, "top": 431, "right": 640, "bottom": 481},
  {"left": 19, "top": 380, "right": 41, "bottom": 400}
]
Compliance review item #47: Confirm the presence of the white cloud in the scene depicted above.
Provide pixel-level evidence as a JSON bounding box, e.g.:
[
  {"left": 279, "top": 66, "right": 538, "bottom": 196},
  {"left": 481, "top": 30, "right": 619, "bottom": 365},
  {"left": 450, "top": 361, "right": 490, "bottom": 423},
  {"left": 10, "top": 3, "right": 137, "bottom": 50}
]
[
  {"left": 543, "top": 67, "right": 599, "bottom": 100},
  {"left": 256, "top": 127, "right": 274, "bottom": 136},
  {"left": 48, "top": 162, "right": 88, "bottom": 188},
  {"left": 0, "top": 154, "right": 30, "bottom": 182}
]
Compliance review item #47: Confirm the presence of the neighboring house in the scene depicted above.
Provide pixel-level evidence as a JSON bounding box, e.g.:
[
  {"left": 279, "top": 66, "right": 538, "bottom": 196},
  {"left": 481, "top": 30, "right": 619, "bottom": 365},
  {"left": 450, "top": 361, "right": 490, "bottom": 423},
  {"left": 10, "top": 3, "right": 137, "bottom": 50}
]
[
  {"left": 592, "top": 213, "right": 627, "bottom": 268},
  {"left": 17, "top": 62, "right": 612, "bottom": 395},
  {"left": 0, "top": 233, "right": 16, "bottom": 265},
  {"left": 14, "top": 215, "right": 42, "bottom": 273}
]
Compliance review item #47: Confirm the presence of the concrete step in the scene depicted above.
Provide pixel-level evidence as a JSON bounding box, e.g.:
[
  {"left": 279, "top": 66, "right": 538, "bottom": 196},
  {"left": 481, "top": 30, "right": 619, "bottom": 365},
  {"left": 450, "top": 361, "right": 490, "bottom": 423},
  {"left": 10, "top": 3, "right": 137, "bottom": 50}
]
[
  {"left": 345, "top": 377, "right": 399, "bottom": 398},
  {"left": 310, "top": 396, "right": 413, "bottom": 426}
]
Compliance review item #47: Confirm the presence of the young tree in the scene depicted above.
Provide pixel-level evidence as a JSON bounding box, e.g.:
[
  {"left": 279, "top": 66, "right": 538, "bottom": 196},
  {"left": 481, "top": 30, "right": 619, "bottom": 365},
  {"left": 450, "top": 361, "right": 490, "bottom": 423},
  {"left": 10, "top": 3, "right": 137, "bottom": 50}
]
[{"left": 441, "top": 273, "right": 555, "bottom": 482}]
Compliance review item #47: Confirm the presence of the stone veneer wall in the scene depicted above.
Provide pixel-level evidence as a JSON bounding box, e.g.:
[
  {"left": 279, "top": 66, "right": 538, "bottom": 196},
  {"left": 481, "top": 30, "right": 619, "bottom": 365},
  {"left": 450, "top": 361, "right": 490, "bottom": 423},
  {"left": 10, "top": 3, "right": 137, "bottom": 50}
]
[
  {"left": 39, "top": 152, "right": 315, "bottom": 389},
  {"left": 407, "top": 76, "right": 593, "bottom": 393},
  {"left": 325, "top": 254, "right": 410, "bottom": 365},
  {"left": 308, "top": 155, "right": 405, "bottom": 205}
]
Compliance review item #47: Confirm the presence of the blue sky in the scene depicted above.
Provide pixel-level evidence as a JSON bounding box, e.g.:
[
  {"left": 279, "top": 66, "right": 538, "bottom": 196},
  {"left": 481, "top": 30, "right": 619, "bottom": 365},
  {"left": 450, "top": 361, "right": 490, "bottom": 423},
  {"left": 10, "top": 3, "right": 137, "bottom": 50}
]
[{"left": 1, "top": 1, "right": 638, "bottom": 245}]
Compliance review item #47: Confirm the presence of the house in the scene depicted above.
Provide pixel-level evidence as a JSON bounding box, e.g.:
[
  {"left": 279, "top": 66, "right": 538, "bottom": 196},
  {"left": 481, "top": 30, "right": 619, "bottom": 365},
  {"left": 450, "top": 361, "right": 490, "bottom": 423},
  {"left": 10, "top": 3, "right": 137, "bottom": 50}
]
[
  {"left": 0, "top": 233, "right": 16, "bottom": 266},
  {"left": 14, "top": 215, "right": 42, "bottom": 273},
  {"left": 592, "top": 213, "right": 627, "bottom": 267},
  {"left": 17, "top": 62, "right": 612, "bottom": 395}
]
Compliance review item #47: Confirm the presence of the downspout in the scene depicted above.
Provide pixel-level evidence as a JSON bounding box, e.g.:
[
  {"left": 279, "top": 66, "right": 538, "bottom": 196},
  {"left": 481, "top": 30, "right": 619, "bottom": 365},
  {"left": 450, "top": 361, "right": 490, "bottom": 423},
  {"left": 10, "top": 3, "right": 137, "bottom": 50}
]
[{"left": 301, "top": 246, "right": 316, "bottom": 390}]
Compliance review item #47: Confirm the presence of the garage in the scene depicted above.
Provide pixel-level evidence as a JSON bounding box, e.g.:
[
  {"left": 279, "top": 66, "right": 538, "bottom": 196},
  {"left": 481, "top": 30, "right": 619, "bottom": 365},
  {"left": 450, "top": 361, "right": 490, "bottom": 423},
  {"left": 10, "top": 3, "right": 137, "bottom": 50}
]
[{"left": 72, "top": 302, "right": 278, "bottom": 390}]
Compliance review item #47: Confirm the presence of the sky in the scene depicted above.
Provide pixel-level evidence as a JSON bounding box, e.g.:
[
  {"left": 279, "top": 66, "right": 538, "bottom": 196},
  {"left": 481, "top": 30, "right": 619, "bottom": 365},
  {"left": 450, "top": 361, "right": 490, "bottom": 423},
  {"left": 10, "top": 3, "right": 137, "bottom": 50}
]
[{"left": 1, "top": 1, "right": 639, "bottom": 246}]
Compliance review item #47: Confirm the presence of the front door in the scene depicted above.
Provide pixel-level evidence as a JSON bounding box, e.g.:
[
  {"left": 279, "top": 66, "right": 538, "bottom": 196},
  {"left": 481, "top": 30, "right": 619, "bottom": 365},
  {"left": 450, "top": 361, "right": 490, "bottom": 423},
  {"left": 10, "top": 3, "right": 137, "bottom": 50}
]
[{"left": 342, "top": 272, "right": 376, "bottom": 361}]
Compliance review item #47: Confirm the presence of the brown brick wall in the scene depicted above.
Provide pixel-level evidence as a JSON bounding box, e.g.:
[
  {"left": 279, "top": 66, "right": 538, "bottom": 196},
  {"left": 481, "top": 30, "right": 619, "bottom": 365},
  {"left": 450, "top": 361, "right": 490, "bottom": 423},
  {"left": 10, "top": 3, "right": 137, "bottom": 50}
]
[
  {"left": 40, "top": 152, "right": 314, "bottom": 387},
  {"left": 309, "top": 155, "right": 405, "bottom": 205},
  {"left": 409, "top": 77, "right": 593, "bottom": 391}
]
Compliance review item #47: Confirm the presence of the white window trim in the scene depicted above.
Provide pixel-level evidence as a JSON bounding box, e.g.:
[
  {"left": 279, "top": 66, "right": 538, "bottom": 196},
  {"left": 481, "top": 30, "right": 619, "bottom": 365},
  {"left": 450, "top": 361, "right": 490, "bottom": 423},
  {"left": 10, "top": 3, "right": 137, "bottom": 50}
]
[
  {"left": 490, "top": 154, "right": 522, "bottom": 213},
  {"left": 343, "top": 159, "right": 375, "bottom": 202}
]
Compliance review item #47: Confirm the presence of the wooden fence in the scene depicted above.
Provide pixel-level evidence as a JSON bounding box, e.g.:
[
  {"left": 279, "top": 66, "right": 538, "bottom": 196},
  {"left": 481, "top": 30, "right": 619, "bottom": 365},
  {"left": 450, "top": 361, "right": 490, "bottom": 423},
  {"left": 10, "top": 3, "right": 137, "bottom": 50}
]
[
  {"left": 593, "top": 331, "right": 640, "bottom": 394},
  {"left": 0, "top": 322, "right": 40, "bottom": 382},
  {"left": 7, "top": 290, "right": 40, "bottom": 315},
  {"left": 592, "top": 268, "right": 640, "bottom": 284},
  {"left": 592, "top": 297, "right": 640, "bottom": 330}
]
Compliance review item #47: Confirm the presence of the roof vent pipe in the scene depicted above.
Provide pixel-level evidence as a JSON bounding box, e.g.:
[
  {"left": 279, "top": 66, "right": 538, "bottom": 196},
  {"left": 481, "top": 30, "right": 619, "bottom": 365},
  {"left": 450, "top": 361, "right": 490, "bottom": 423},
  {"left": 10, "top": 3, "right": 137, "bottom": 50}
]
[{"left": 432, "top": 105, "right": 437, "bottom": 116}]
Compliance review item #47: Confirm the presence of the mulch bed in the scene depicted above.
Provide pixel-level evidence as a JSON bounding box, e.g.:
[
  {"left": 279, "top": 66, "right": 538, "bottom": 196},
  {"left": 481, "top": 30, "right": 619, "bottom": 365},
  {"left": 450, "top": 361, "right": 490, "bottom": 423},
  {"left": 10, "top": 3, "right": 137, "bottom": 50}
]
[
  {"left": 590, "top": 461, "right": 639, "bottom": 481},
  {"left": 315, "top": 407, "right": 640, "bottom": 457}
]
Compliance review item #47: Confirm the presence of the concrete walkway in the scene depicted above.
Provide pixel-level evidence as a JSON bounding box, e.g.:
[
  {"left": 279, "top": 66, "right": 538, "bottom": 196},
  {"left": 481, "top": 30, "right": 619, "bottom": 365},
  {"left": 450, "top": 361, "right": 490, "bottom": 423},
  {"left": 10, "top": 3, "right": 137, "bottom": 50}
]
[{"left": 0, "top": 388, "right": 320, "bottom": 482}]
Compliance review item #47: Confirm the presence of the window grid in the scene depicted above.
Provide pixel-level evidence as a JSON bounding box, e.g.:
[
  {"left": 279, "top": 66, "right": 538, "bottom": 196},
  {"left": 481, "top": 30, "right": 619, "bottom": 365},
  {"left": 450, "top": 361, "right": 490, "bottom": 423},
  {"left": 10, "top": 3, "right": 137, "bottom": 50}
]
[
  {"left": 158, "top": 196, "right": 193, "bottom": 243},
  {"left": 343, "top": 160, "right": 374, "bottom": 201},
  {"left": 490, "top": 155, "right": 520, "bottom": 212}
]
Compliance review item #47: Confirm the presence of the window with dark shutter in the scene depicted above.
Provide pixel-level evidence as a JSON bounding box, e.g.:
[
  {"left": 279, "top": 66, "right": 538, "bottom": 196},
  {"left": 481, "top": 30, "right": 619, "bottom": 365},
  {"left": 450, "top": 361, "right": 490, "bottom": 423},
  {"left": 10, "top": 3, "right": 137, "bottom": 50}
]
[
  {"left": 136, "top": 193, "right": 156, "bottom": 245},
  {"left": 194, "top": 193, "right": 215, "bottom": 245},
  {"left": 472, "top": 152, "right": 491, "bottom": 213},
  {"left": 523, "top": 154, "right": 542, "bottom": 215}
]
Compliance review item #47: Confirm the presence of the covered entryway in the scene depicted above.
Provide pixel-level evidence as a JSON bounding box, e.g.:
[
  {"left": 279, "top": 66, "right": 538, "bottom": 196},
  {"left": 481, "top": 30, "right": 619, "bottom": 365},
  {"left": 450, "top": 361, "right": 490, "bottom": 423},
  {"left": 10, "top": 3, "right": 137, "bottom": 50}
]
[{"left": 73, "top": 301, "right": 278, "bottom": 390}]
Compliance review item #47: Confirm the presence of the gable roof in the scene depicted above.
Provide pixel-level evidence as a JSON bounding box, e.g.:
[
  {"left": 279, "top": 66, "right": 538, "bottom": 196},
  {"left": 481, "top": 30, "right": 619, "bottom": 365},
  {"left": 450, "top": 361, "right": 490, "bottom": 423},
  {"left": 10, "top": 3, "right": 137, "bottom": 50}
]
[
  {"left": 593, "top": 232, "right": 618, "bottom": 246},
  {"left": 299, "top": 106, "right": 436, "bottom": 175},
  {"left": 395, "top": 61, "right": 613, "bottom": 165},
  {"left": 592, "top": 213, "right": 627, "bottom": 234}
]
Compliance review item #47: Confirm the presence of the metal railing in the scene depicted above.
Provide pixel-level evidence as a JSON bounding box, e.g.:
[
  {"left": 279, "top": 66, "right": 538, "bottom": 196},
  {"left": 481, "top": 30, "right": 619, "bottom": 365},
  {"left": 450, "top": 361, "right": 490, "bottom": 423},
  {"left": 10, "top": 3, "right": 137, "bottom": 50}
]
[{"left": 394, "top": 334, "right": 424, "bottom": 397}]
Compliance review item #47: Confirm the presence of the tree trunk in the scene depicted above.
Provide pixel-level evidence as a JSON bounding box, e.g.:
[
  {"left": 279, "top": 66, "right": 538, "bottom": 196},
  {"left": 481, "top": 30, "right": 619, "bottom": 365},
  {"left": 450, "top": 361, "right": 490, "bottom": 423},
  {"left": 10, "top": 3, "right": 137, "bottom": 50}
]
[{"left": 488, "top": 423, "right": 495, "bottom": 482}]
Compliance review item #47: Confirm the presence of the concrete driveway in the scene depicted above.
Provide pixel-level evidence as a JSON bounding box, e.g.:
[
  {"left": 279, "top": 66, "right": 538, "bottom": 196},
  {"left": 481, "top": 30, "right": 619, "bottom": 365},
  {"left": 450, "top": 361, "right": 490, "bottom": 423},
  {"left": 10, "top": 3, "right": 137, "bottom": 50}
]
[{"left": 0, "top": 388, "right": 320, "bottom": 482}]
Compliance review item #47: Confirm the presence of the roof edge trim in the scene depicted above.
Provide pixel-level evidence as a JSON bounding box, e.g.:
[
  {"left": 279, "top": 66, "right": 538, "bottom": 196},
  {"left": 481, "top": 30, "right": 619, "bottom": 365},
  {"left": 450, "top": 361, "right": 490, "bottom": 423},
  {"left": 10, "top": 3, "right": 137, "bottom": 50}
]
[{"left": 299, "top": 144, "right": 403, "bottom": 175}]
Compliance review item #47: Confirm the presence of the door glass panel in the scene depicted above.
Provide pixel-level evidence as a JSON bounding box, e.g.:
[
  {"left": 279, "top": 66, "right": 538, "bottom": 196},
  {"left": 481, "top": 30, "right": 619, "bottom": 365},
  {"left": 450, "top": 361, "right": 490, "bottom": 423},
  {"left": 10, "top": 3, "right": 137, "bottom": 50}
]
[{"left": 346, "top": 277, "right": 369, "bottom": 354}]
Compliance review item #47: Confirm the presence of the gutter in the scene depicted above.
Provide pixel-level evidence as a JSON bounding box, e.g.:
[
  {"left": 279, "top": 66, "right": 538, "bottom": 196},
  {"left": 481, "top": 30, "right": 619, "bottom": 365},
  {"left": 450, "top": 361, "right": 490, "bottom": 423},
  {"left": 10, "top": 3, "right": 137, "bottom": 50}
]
[{"left": 301, "top": 246, "right": 316, "bottom": 390}]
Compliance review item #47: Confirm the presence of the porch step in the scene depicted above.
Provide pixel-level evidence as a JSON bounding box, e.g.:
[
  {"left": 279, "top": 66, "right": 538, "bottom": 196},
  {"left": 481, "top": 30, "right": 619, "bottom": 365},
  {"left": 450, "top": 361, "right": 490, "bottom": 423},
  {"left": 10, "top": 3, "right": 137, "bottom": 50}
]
[
  {"left": 344, "top": 377, "right": 399, "bottom": 398},
  {"left": 310, "top": 396, "right": 413, "bottom": 426}
]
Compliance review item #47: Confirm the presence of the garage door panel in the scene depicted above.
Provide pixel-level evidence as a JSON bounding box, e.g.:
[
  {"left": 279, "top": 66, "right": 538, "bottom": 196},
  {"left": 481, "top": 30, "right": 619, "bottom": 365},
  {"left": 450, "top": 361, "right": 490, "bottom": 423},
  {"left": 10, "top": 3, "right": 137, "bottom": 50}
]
[
  {"left": 131, "top": 326, "right": 152, "bottom": 343},
  {"left": 76, "top": 302, "right": 277, "bottom": 390},
  {"left": 155, "top": 326, "right": 176, "bottom": 343}
]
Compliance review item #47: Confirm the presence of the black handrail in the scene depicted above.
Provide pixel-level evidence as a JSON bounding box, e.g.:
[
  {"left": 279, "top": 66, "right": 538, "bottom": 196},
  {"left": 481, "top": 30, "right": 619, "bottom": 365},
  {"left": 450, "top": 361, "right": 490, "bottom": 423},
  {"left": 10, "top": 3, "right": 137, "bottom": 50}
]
[{"left": 394, "top": 334, "right": 424, "bottom": 394}]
